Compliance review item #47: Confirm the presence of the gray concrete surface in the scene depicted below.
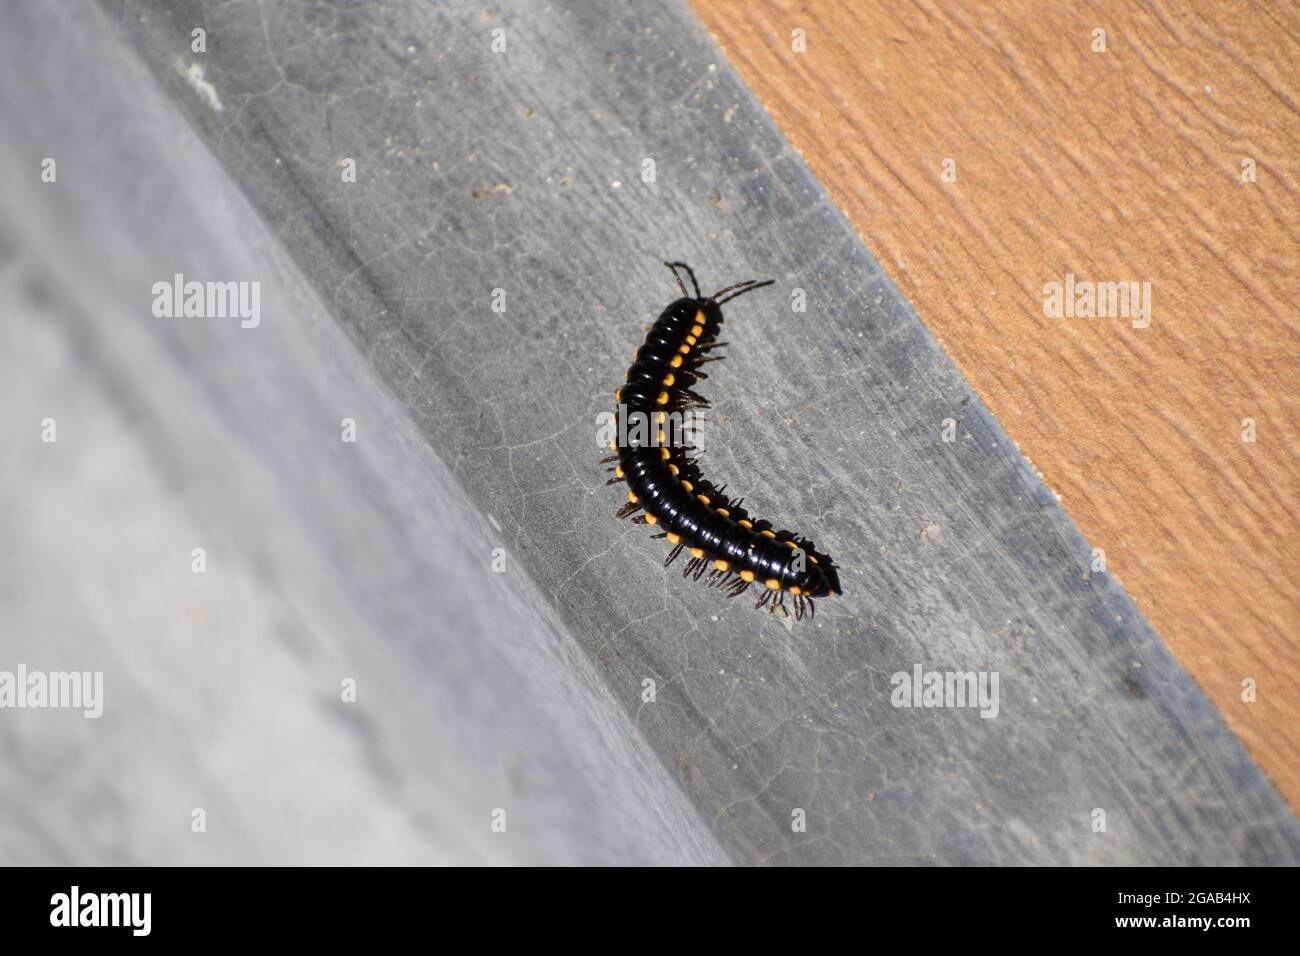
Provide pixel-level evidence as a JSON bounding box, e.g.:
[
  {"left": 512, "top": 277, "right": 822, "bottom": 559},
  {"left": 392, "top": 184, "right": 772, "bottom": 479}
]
[
  {"left": 0, "top": 1, "right": 726, "bottom": 866},
  {"left": 0, "top": 0, "right": 1296, "bottom": 864}
]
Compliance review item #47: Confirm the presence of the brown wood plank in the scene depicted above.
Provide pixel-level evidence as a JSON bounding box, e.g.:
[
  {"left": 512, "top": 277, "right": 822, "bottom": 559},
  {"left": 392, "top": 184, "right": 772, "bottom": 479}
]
[{"left": 690, "top": 0, "right": 1300, "bottom": 806}]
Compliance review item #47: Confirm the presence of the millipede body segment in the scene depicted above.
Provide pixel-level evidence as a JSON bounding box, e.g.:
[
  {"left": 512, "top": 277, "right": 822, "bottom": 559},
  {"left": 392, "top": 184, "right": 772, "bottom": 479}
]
[{"left": 604, "top": 262, "right": 841, "bottom": 621}]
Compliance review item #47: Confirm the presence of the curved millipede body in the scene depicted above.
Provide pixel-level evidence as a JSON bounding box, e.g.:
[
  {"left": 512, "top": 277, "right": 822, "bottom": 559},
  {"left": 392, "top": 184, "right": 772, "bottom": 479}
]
[{"left": 604, "top": 262, "right": 842, "bottom": 621}]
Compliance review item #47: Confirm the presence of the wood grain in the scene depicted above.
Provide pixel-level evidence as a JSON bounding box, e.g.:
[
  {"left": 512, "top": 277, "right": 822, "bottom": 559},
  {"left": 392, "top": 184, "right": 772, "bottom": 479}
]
[{"left": 691, "top": 0, "right": 1300, "bottom": 808}]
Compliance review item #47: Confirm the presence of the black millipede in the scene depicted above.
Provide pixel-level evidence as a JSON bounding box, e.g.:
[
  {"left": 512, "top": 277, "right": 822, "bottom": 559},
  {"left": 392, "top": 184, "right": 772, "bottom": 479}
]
[{"left": 603, "top": 262, "right": 841, "bottom": 621}]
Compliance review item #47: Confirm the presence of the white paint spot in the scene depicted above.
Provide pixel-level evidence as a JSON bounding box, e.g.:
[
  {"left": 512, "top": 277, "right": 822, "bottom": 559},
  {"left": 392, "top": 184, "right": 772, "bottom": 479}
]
[{"left": 178, "top": 61, "right": 223, "bottom": 113}]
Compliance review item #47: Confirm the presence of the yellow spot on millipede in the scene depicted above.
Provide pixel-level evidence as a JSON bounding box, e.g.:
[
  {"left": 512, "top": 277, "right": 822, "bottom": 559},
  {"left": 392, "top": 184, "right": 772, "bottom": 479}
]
[
  {"left": 785, "top": 540, "right": 798, "bottom": 549},
  {"left": 716, "top": 507, "right": 730, "bottom": 517},
  {"left": 627, "top": 490, "right": 638, "bottom": 503},
  {"left": 670, "top": 355, "right": 683, "bottom": 368},
  {"left": 669, "top": 464, "right": 679, "bottom": 475},
  {"left": 678, "top": 344, "right": 690, "bottom": 354},
  {"left": 739, "top": 570, "right": 755, "bottom": 582},
  {"left": 714, "top": 559, "right": 729, "bottom": 571},
  {"left": 667, "top": 532, "right": 681, "bottom": 544},
  {"left": 765, "top": 578, "right": 780, "bottom": 590},
  {"left": 691, "top": 324, "right": 703, "bottom": 336},
  {"left": 690, "top": 547, "right": 704, "bottom": 558},
  {"left": 645, "top": 513, "right": 658, "bottom": 525},
  {"left": 789, "top": 585, "right": 802, "bottom": 595},
  {"left": 697, "top": 494, "right": 710, "bottom": 504},
  {"left": 681, "top": 480, "right": 693, "bottom": 492},
  {"left": 656, "top": 391, "right": 669, "bottom": 405},
  {"left": 760, "top": 529, "right": 776, "bottom": 538},
  {"left": 614, "top": 465, "right": 624, "bottom": 478},
  {"left": 685, "top": 334, "right": 697, "bottom": 345},
  {"left": 739, "top": 519, "right": 753, "bottom": 529},
  {"left": 657, "top": 411, "right": 667, "bottom": 423},
  {"left": 662, "top": 372, "right": 675, "bottom": 386},
  {"left": 661, "top": 447, "right": 670, "bottom": 460},
  {"left": 809, "top": 555, "right": 819, "bottom": 565}
]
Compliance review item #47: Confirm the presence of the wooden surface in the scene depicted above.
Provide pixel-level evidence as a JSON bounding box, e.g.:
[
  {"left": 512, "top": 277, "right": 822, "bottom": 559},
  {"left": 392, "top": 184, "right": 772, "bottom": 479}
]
[
  {"left": 692, "top": 0, "right": 1300, "bottom": 809},
  {"left": 1, "top": 0, "right": 1296, "bottom": 864}
]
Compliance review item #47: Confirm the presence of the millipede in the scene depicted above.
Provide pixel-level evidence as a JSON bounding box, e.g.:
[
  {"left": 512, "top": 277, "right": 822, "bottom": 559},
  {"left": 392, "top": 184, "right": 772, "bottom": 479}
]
[{"left": 603, "top": 262, "right": 841, "bottom": 621}]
